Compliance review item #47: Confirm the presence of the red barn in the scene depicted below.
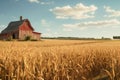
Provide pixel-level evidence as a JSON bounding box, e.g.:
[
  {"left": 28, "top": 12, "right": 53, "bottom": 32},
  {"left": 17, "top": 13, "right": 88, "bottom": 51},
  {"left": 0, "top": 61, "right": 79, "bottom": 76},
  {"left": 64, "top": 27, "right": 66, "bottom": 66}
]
[{"left": 0, "top": 16, "right": 41, "bottom": 40}]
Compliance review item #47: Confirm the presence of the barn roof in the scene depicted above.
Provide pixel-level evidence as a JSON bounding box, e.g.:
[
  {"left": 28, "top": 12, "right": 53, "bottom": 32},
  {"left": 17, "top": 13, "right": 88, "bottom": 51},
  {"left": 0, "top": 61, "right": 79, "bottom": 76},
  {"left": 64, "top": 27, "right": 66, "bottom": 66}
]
[{"left": 1, "top": 19, "right": 34, "bottom": 34}]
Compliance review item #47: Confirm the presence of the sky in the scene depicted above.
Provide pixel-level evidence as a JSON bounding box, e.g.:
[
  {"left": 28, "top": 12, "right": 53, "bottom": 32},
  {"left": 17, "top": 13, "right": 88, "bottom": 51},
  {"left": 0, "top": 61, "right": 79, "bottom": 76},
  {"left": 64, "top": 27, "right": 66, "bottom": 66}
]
[{"left": 0, "top": 0, "right": 120, "bottom": 38}]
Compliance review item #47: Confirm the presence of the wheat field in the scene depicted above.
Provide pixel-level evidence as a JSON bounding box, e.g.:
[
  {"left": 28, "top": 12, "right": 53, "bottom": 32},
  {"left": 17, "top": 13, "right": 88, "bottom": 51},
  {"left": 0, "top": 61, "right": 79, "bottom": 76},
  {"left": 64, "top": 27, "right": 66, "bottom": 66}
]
[{"left": 0, "top": 39, "right": 120, "bottom": 80}]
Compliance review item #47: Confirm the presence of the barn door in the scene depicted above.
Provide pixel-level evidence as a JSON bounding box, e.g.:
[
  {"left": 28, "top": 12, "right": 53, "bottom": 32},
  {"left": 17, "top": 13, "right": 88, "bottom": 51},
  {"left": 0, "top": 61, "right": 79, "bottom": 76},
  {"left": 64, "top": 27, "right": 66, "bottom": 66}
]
[{"left": 12, "top": 33, "right": 16, "bottom": 39}]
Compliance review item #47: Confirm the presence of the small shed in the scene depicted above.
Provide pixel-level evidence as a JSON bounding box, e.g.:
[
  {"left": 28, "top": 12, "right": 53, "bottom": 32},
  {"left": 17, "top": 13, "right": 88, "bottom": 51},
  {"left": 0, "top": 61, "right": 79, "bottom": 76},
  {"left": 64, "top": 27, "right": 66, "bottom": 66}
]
[{"left": 0, "top": 16, "right": 41, "bottom": 40}]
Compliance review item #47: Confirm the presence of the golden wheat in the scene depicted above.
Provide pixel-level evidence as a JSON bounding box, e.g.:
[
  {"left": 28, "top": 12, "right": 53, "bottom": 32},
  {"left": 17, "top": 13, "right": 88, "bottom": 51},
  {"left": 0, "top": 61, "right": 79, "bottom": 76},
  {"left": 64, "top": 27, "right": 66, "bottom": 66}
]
[{"left": 0, "top": 40, "right": 120, "bottom": 80}]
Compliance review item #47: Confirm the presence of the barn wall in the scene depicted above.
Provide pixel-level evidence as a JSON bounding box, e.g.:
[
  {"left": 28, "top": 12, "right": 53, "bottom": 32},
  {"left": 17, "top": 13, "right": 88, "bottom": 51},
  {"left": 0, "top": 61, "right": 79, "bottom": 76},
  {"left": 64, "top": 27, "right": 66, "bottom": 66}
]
[
  {"left": 0, "top": 31, "right": 19, "bottom": 40},
  {"left": 19, "top": 30, "right": 33, "bottom": 40},
  {"left": 19, "top": 21, "right": 33, "bottom": 31},
  {"left": 32, "top": 33, "right": 41, "bottom": 40},
  {"left": 12, "top": 31, "right": 19, "bottom": 39},
  {"left": 19, "top": 21, "right": 33, "bottom": 40},
  {"left": 0, "top": 34, "right": 10, "bottom": 40}
]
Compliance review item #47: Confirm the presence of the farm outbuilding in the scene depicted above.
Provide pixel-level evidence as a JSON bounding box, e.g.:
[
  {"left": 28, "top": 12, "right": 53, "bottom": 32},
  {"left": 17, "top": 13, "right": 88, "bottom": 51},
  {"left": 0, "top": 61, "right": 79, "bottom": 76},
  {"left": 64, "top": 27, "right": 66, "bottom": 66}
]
[{"left": 0, "top": 16, "right": 41, "bottom": 40}]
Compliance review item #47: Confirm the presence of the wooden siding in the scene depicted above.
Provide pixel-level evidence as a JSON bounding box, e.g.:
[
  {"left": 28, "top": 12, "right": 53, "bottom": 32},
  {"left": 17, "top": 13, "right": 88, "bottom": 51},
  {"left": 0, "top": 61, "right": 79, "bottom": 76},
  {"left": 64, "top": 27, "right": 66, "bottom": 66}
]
[
  {"left": 32, "top": 32, "right": 41, "bottom": 40},
  {"left": 0, "top": 31, "right": 19, "bottom": 40},
  {"left": 19, "top": 30, "right": 33, "bottom": 40},
  {"left": 19, "top": 21, "right": 33, "bottom": 40},
  {"left": 19, "top": 21, "right": 33, "bottom": 31},
  {"left": 0, "top": 19, "right": 41, "bottom": 40}
]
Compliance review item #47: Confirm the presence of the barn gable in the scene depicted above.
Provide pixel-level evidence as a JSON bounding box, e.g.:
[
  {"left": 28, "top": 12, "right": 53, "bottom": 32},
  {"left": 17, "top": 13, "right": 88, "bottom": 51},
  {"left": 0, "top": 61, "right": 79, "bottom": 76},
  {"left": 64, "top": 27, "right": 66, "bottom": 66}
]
[{"left": 19, "top": 19, "right": 34, "bottom": 31}]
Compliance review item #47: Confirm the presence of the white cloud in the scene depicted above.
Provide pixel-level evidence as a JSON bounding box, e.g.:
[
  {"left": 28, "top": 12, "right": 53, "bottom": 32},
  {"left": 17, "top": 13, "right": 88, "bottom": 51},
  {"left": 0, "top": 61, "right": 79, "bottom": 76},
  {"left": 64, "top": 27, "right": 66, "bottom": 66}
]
[
  {"left": 41, "top": 19, "right": 47, "bottom": 25},
  {"left": 63, "top": 19, "right": 120, "bottom": 31},
  {"left": 0, "top": 25, "right": 6, "bottom": 32},
  {"left": 104, "top": 6, "right": 120, "bottom": 17},
  {"left": 12, "top": 16, "right": 17, "bottom": 19},
  {"left": 46, "top": 28, "right": 51, "bottom": 32},
  {"left": 40, "top": 1, "right": 54, "bottom": 5},
  {"left": 42, "top": 33, "right": 52, "bottom": 37},
  {"left": 28, "top": 0, "right": 40, "bottom": 3},
  {"left": 27, "top": 0, "right": 54, "bottom": 5},
  {"left": 50, "top": 3, "right": 97, "bottom": 19},
  {"left": 63, "top": 28, "right": 72, "bottom": 32},
  {"left": 41, "top": 19, "right": 50, "bottom": 27},
  {"left": 42, "top": 32, "right": 61, "bottom": 37}
]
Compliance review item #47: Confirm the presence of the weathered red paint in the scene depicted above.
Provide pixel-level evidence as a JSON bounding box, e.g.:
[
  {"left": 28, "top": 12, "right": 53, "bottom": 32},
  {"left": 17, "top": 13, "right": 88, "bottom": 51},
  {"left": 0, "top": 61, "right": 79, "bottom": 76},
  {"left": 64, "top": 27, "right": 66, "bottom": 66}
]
[
  {"left": 0, "top": 18, "right": 41, "bottom": 40},
  {"left": 33, "top": 32, "right": 41, "bottom": 40},
  {"left": 19, "top": 20, "right": 34, "bottom": 31}
]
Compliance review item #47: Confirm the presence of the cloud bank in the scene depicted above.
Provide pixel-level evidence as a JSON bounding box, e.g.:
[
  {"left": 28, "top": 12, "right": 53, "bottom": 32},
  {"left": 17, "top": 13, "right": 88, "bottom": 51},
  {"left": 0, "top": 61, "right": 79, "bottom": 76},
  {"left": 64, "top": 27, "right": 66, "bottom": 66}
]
[
  {"left": 104, "top": 6, "right": 120, "bottom": 17},
  {"left": 0, "top": 25, "right": 6, "bottom": 31},
  {"left": 50, "top": 3, "right": 97, "bottom": 19},
  {"left": 28, "top": 0, "right": 40, "bottom": 3},
  {"left": 63, "top": 19, "right": 120, "bottom": 31}
]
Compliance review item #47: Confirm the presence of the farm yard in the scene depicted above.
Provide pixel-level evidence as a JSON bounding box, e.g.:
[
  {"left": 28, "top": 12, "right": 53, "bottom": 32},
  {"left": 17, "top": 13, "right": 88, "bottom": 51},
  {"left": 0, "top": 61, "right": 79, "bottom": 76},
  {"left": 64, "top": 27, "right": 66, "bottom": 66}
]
[{"left": 0, "top": 40, "right": 120, "bottom": 80}]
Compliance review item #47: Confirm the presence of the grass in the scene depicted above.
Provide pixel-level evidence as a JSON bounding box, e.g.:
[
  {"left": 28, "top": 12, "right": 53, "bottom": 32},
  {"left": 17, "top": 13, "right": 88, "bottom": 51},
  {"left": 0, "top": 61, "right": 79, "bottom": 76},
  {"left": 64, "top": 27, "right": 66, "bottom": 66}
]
[{"left": 0, "top": 39, "right": 120, "bottom": 80}]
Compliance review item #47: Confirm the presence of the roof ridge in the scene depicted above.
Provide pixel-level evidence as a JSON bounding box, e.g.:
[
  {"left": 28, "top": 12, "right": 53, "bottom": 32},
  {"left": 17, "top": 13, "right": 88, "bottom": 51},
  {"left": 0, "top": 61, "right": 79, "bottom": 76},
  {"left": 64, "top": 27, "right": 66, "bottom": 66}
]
[{"left": 10, "top": 19, "right": 27, "bottom": 23}]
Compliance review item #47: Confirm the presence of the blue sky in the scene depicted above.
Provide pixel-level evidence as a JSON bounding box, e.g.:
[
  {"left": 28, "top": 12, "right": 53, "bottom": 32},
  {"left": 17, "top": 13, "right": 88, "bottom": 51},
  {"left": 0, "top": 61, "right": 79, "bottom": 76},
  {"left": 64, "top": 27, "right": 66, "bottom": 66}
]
[{"left": 0, "top": 0, "right": 120, "bottom": 38}]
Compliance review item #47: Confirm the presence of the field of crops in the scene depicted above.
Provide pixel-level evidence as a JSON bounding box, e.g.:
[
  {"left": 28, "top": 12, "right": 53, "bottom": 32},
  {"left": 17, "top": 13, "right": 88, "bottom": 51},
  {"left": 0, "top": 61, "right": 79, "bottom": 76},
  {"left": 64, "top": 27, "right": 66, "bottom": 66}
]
[{"left": 0, "top": 39, "right": 120, "bottom": 80}]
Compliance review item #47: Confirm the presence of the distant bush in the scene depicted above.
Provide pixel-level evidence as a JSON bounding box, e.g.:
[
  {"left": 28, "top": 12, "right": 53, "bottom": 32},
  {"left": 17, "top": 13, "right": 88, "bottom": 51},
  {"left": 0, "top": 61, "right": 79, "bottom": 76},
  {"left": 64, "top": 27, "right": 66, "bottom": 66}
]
[
  {"left": 6, "top": 36, "right": 12, "bottom": 41},
  {"left": 101, "top": 37, "right": 111, "bottom": 40},
  {"left": 6, "top": 39, "right": 12, "bottom": 41},
  {"left": 113, "top": 36, "right": 120, "bottom": 39}
]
